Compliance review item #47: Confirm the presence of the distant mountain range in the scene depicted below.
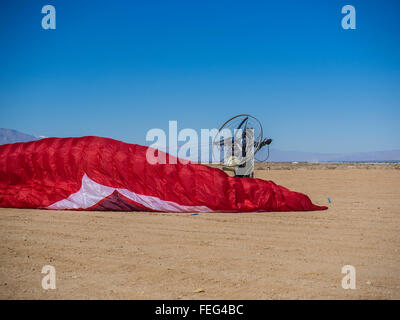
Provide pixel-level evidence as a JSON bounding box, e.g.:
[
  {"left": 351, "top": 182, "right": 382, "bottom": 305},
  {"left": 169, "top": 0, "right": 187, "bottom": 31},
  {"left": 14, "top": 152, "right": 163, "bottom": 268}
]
[
  {"left": 1, "top": 128, "right": 399, "bottom": 162},
  {"left": 259, "top": 148, "right": 400, "bottom": 162},
  {"left": 0, "top": 128, "right": 38, "bottom": 145}
]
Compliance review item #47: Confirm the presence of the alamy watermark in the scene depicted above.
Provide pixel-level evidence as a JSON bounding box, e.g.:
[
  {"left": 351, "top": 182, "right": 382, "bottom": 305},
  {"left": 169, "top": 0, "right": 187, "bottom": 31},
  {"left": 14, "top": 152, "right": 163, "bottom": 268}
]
[
  {"left": 341, "top": 5, "right": 356, "bottom": 30},
  {"left": 341, "top": 265, "right": 356, "bottom": 290},
  {"left": 41, "top": 265, "right": 56, "bottom": 290},
  {"left": 145, "top": 120, "right": 254, "bottom": 165},
  {"left": 41, "top": 5, "right": 56, "bottom": 30}
]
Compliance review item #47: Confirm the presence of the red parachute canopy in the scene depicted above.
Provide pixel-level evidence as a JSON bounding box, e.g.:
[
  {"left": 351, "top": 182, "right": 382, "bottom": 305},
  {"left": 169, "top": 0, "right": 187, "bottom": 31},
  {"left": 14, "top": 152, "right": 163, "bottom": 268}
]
[{"left": 0, "top": 136, "right": 327, "bottom": 212}]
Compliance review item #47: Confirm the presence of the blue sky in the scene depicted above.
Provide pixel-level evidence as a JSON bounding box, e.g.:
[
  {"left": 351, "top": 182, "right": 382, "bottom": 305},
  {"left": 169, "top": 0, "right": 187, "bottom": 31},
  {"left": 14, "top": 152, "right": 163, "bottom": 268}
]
[{"left": 0, "top": 0, "right": 399, "bottom": 153}]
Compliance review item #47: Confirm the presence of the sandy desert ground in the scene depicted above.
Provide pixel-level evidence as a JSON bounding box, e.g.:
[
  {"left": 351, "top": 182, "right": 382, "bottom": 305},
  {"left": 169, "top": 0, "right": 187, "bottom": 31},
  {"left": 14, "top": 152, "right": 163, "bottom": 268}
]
[{"left": 1, "top": 163, "right": 399, "bottom": 299}]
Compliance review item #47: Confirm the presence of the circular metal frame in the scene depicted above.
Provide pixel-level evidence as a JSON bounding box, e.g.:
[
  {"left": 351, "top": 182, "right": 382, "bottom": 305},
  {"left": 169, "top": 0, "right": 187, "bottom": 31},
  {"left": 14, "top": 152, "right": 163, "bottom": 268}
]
[{"left": 212, "top": 114, "right": 264, "bottom": 167}]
